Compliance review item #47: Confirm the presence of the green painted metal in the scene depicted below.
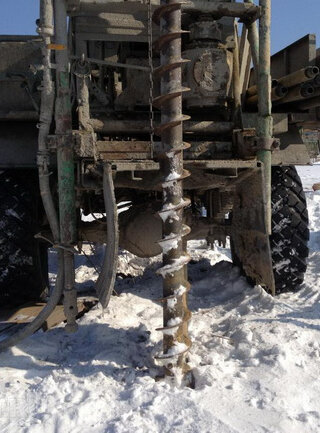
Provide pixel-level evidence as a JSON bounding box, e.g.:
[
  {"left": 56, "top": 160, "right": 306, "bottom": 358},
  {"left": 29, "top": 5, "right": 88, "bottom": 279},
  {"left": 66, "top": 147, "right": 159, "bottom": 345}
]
[
  {"left": 54, "top": 0, "right": 76, "bottom": 246},
  {"left": 55, "top": 0, "right": 78, "bottom": 332},
  {"left": 56, "top": 72, "right": 77, "bottom": 245}
]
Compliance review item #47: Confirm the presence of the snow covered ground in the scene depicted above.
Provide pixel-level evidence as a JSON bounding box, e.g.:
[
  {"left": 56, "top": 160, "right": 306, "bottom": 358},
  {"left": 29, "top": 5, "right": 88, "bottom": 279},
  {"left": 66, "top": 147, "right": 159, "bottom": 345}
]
[{"left": 1, "top": 164, "right": 320, "bottom": 433}]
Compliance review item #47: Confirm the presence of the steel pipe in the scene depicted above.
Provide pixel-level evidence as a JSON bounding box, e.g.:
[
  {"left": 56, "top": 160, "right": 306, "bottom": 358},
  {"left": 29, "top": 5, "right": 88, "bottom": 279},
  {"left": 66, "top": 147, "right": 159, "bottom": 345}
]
[
  {"left": 184, "top": 1, "right": 261, "bottom": 19},
  {"left": 69, "top": 0, "right": 261, "bottom": 21},
  {"left": 296, "top": 94, "right": 320, "bottom": 111},
  {"left": 274, "top": 82, "right": 315, "bottom": 105},
  {"left": 247, "top": 79, "right": 278, "bottom": 98},
  {"left": 75, "top": 43, "right": 93, "bottom": 132},
  {"left": 312, "top": 74, "right": 320, "bottom": 88},
  {"left": 257, "top": 0, "right": 273, "bottom": 239},
  {"left": 278, "top": 66, "right": 319, "bottom": 88},
  {"left": 71, "top": 55, "right": 150, "bottom": 72},
  {"left": 233, "top": 22, "right": 242, "bottom": 127},
  {"left": 244, "top": 0, "right": 260, "bottom": 83},
  {"left": 90, "top": 118, "right": 234, "bottom": 135},
  {"left": 246, "top": 84, "right": 288, "bottom": 105},
  {"left": 54, "top": 0, "right": 78, "bottom": 332}
]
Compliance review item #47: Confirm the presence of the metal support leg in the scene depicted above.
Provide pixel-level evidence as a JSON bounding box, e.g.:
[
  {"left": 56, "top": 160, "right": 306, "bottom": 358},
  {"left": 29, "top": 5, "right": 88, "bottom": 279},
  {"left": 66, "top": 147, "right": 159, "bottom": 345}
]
[
  {"left": 258, "top": 0, "right": 273, "bottom": 235},
  {"left": 244, "top": 0, "right": 260, "bottom": 83},
  {"left": 54, "top": 0, "right": 78, "bottom": 331}
]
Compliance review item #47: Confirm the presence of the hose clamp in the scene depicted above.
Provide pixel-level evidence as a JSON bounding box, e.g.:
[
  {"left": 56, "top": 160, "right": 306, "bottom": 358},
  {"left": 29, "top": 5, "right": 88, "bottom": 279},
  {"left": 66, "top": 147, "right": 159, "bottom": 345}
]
[{"left": 256, "top": 137, "right": 280, "bottom": 152}]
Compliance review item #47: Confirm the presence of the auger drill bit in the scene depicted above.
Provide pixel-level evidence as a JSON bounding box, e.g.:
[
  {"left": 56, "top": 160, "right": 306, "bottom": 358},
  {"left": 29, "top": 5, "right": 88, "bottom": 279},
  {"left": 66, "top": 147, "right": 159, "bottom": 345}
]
[{"left": 153, "top": 0, "right": 193, "bottom": 386}]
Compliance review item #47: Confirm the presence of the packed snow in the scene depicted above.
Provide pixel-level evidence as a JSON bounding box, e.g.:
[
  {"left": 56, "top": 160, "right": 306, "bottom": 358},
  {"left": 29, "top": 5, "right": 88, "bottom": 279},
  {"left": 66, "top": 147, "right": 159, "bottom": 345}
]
[{"left": 1, "top": 164, "right": 320, "bottom": 433}]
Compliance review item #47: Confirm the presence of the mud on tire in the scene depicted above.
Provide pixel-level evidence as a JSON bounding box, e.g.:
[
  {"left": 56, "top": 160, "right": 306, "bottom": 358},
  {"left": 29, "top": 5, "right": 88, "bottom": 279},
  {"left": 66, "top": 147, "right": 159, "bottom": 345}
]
[
  {"left": 271, "top": 166, "right": 309, "bottom": 294},
  {"left": 0, "top": 171, "right": 48, "bottom": 307}
]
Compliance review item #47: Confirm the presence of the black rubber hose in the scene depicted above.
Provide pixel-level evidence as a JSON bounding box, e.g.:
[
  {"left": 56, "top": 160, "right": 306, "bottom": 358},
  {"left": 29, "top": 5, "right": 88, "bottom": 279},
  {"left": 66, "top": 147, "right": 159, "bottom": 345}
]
[
  {"left": 95, "top": 164, "right": 119, "bottom": 308},
  {"left": 38, "top": 0, "right": 60, "bottom": 243},
  {"left": 0, "top": 250, "right": 64, "bottom": 351},
  {"left": 0, "top": 0, "right": 65, "bottom": 352}
]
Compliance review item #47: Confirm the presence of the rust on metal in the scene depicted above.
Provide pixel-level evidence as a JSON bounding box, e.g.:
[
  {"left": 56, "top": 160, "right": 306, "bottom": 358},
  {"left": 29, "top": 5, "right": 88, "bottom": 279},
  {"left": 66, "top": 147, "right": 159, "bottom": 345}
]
[
  {"left": 90, "top": 118, "right": 234, "bottom": 135},
  {"left": 153, "top": 59, "right": 190, "bottom": 77},
  {"left": 153, "top": 115, "right": 191, "bottom": 136},
  {"left": 246, "top": 79, "right": 278, "bottom": 98},
  {"left": 153, "top": 0, "right": 193, "bottom": 385},
  {"left": 182, "top": 1, "right": 261, "bottom": 22},
  {"left": 47, "top": 43, "right": 66, "bottom": 50},
  {"left": 0, "top": 299, "right": 96, "bottom": 332},
  {"left": 153, "top": 88, "right": 191, "bottom": 109},
  {"left": 96, "top": 140, "right": 152, "bottom": 160},
  {"left": 153, "top": 30, "right": 189, "bottom": 52},
  {"left": 152, "top": 2, "right": 186, "bottom": 25},
  {"left": 278, "top": 66, "right": 319, "bottom": 88},
  {"left": 257, "top": 0, "right": 273, "bottom": 238},
  {"left": 246, "top": 84, "right": 288, "bottom": 105},
  {"left": 274, "top": 82, "right": 315, "bottom": 105},
  {"left": 313, "top": 182, "right": 320, "bottom": 191}
]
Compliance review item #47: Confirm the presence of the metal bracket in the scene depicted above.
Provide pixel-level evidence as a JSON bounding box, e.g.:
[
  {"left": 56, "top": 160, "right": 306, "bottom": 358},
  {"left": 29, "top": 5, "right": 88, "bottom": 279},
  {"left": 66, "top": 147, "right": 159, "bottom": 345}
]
[
  {"left": 37, "top": 150, "right": 51, "bottom": 169},
  {"left": 131, "top": 171, "right": 143, "bottom": 181},
  {"left": 46, "top": 134, "right": 74, "bottom": 151},
  {"left": 47, "top": 132, "right": 97, "bottom": 158},
  {"left": 71, "top": 58, "right": 91, "bottom": 78},
  {"left": 73, "top": 131, "right": 97, "bottom": 158},
  {"left": 233, "top": 128, "right": 256, "bottom": 157},
  {"left": 255, "top": 137, "right": 280, "bottom": 152},
  {"left": 234, "top": 130, "right": 280, "bottom": 156},
  {"left": 70, "top": 55, "right": 150, "bottom": 72},
  {"left": 239, "top": 9, "right": 262, "bottom": 26}
]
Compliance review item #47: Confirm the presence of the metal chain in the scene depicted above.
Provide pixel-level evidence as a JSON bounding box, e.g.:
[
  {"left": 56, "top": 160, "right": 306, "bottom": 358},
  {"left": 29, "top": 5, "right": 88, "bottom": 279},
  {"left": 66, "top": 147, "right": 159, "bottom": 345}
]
[{"left": 147, "top": 0, "right": 154, "bottom": 157}]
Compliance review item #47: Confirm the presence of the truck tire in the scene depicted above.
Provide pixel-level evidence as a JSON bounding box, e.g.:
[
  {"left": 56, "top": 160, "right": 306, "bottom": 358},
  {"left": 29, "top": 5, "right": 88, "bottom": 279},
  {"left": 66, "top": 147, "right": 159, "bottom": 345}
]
[
  {"left": 231, "top": 166, "right": 309, "bottom": 294},
  {"left": 270, "top": 165, "right": 309, "bottom": 294},
  {"left": 0, "top": 171, "right": 49, "bottom": 307}
]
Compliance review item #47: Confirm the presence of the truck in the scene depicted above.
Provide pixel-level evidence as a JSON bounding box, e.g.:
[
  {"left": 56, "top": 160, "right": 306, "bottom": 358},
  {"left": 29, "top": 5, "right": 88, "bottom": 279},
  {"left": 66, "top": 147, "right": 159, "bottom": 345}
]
[{"left": 0, "top": 0, "right": 319, "bottom": 384}]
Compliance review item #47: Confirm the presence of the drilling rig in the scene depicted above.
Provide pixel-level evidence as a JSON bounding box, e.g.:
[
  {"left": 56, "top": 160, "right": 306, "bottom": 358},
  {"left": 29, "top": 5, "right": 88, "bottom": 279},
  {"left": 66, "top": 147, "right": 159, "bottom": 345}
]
[{"left": 0, "top": 0, "right": 319, "bottom": 384}]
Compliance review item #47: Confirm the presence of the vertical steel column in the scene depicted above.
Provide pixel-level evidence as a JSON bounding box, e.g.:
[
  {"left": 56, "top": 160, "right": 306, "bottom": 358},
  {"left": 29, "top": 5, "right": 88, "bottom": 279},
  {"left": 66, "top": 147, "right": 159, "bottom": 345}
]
[
  {"left": 153, "top": 1, "right": 193, "bottom": 385},
  {"left": 54, "top": 0, "right": 78, "bottom": 332},
  {"left": 233, "top": 22, "right": 242, "bottom": 127},
  {"left": 75, "top": 40, "right": 93, "bottom": 132},
  {"left": 258, "top": 0, "right": 273, "bottom": 234},
  {"left": 244, "top": 0, "right": 259, "bottom": 82}
]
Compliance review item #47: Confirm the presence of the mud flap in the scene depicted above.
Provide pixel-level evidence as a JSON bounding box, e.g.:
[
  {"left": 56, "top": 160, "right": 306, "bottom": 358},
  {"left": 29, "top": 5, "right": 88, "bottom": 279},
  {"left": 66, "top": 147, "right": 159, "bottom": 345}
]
[{"left": 231, "top": 165, "right": 276, "bottom": 295}]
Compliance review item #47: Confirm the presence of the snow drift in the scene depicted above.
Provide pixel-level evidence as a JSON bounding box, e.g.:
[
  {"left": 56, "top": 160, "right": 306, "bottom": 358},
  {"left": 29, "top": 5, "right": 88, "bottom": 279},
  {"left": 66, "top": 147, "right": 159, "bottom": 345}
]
[{"left": 1, "top": 165, "right": 320, "bottom": 433}]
